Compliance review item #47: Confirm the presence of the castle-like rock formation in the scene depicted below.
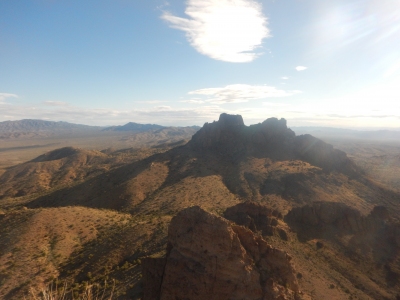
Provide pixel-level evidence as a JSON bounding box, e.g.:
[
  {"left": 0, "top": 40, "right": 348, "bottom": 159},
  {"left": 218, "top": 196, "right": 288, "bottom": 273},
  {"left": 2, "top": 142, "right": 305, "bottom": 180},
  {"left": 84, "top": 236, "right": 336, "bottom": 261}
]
[{"left": 189, "top": 113, "right": 359, "bottom": 176}]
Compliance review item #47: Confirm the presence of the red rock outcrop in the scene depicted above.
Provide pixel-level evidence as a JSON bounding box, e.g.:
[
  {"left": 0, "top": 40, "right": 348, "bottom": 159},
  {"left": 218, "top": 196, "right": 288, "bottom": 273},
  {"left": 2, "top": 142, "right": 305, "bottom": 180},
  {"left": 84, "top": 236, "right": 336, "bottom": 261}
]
[{"left": 143, "top": 206, "right": 300, "bottom": 300}]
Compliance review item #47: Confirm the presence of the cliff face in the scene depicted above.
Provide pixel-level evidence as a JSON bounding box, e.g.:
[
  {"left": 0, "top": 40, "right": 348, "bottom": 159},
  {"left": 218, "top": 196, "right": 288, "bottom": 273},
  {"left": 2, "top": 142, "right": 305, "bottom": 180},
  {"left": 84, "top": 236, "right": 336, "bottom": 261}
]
[{"left": 143, "top": 206, "right": 300, "bottom": 300}]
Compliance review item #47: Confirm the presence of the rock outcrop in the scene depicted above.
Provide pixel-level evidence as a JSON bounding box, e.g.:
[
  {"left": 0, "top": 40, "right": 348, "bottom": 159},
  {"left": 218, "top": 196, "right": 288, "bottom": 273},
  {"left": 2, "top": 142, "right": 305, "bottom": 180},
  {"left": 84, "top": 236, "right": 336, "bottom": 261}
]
[
  {"left": 224, "top": 201, "right": 289, "bottom": 240},
  {"left": 143, "top": 206, "right": 300, "bottom": 300}
]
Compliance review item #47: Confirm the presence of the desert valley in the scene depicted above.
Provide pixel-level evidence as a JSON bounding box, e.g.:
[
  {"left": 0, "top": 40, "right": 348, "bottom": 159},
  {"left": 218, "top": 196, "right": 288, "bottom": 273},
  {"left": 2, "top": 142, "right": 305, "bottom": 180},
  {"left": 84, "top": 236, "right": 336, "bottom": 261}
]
[{"left": 0, "top": 114, "right": 400, "bottom": 300}]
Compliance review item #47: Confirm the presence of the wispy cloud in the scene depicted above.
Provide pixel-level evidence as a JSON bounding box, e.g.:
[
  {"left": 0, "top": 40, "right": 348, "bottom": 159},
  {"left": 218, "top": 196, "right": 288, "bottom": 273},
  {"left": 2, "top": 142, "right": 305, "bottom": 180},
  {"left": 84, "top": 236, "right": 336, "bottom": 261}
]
[
  {"left": 295, "top": 66, "right": 307, "bottom": 71},
  {"left": 262, "top": 102, "right": 290, "bottom": 107},
  {"left": 189, "top": 84, "right": 301, "bottom": 104},
  {"left": 162, "top": 0, "right": 270, "bottom": 62},
  {"left": 0, "top": 93, "right": 18, "bottom": 102},
  {"left": 181, "top": 99, "right": 205, "bottom": 104},
  {"left": 136, "top": 100, "right": 167, "bottom": 104},
  {"left": 43, "top": 101, "right": 68, "bottom": 106},
  {"left": 281, "top": 76, "right": 289, "bottom": 80}
]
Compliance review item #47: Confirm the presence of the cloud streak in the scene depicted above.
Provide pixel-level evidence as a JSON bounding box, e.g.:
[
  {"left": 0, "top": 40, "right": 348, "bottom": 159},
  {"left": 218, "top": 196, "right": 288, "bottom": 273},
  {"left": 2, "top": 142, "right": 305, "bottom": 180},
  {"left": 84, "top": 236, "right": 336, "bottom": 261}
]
[
  {"left": 43, "top": 101, "right": 68, "bottom": 106},
  {"left": 0, "top": 93, "right": 18, "bottom": 102},
  {"left": 0, "top": 102, "right": 224, "bottom": 126},
  {"left": 189, "top": 84, "right": 301, "bottom": 103},
  {"left": 162, "top": 0, "right": 270, "bottom": 62}
]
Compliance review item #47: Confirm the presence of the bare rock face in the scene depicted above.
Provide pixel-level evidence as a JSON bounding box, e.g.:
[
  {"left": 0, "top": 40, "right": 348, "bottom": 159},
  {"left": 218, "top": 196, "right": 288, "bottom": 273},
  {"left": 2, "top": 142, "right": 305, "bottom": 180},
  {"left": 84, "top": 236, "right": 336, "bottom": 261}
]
[
  {"left": 224, "top": 201, "right": 289, "bottom": 241},
  {"left": 143, "top": 206, "right": 300, "bottom": 300}
]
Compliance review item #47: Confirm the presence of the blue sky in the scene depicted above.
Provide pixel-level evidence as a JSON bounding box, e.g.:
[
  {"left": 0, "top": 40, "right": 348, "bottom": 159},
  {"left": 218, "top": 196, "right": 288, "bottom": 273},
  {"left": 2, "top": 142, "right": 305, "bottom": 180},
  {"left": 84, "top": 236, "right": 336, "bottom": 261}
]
[{"left": 1, "top": 0, "right": 399, "bottom": 128}]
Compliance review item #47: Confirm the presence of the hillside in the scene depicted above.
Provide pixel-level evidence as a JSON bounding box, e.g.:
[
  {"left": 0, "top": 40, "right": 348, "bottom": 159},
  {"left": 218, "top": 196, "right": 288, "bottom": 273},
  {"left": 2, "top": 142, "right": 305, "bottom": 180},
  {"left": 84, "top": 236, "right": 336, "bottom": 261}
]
[{"left": 0, "top": 113, "right": 399, "bottom": 299}]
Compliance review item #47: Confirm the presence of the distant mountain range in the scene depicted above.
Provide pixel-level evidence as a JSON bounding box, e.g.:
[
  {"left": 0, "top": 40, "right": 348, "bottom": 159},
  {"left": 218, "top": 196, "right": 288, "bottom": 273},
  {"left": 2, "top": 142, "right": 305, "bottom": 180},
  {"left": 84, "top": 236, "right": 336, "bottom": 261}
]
[
  {"left": 292, "top": 126, "right": 400, "bottom": 140},
  {"left": 0, "top": 119, "right": 200, "bottom": 139},
  {"left": 1, "top": 119, "right": 398, "bottom": 140},
  {"left": 102, "top": 122, "right": 164, "bottom": 132},
  {"left": 0, "top": 119, "right": 100, "bottom": 132}
]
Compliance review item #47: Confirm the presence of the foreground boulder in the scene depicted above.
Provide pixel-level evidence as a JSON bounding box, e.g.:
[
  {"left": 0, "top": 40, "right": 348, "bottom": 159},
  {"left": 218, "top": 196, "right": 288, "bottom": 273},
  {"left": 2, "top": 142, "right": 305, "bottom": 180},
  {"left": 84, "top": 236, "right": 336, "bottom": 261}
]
[{"left": 143, "top": 206, "right": 300, "bottom": 300}]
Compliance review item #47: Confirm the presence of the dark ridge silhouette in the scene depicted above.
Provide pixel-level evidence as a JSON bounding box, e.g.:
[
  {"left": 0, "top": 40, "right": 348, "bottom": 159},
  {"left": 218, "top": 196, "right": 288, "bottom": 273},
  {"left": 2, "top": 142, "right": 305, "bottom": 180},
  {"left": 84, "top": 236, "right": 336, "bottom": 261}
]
[{"left": 190, "top": 113, "right": 360, "bottom": 176}]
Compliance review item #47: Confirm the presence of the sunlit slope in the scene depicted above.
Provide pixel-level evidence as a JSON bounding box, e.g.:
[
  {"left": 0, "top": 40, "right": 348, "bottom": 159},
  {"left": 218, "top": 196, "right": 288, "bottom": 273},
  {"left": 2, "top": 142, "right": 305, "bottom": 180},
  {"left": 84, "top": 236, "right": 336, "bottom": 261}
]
[{"left": 0, "top": 206, "right": 133, "bottom": 299}]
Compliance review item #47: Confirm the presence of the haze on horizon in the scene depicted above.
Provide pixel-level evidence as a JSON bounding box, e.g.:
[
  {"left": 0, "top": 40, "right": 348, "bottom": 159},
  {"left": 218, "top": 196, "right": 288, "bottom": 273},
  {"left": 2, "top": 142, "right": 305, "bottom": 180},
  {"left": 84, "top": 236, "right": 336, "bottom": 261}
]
[{"left": 1, "top": 0, "right": 399, "bottom": 129}]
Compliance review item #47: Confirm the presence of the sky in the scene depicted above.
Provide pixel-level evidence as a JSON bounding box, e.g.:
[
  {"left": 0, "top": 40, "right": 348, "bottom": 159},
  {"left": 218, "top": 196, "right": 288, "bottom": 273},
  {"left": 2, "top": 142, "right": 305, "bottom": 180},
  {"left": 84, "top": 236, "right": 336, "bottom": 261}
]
[{"left": 1, "top": 0, "right": 400, "bottom": 128}]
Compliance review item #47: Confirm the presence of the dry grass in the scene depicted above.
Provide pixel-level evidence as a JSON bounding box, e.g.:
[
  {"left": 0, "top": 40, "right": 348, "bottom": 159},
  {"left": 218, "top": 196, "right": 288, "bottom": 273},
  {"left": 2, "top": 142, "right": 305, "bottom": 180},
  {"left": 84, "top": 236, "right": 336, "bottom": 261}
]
[{"left": 27, "top": 281, "right": 115, "bottom": 300}]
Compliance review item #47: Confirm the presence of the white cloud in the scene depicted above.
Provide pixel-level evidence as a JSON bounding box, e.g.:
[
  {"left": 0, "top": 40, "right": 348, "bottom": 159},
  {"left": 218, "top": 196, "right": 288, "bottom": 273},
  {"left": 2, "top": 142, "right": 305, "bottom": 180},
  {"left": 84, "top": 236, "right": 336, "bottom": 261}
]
[
  {"left": 295, "top": 66, "right": 307, "bottom": 71},
  {"left": 0, "top": 93, "right": 18, "bottom": 102},
  {"left": 162, "top": 0, "right": 270, "bottom": 62},
  {"left": 189, "top": 84, "right": 301, "bottom": 104},
  {"left": 281, "top": 76, "right": 289, "bottom": 80}
]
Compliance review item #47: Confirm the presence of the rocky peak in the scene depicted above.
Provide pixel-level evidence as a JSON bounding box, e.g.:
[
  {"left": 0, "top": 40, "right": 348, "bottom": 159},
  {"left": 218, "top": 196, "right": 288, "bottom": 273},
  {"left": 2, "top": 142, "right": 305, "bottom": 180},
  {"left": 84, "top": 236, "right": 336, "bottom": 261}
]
[
  {"left": 143, "top": 206, "right": 300, "bottom": 300},
  {"left": 218, "top": 113, "right": 245, "bottom": 129},
  {"left": 189, "top": 113, "right": 295, "bottom": 158},
  {"left": 259, "top": 117, "right": 290, "bottom": 137}
]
